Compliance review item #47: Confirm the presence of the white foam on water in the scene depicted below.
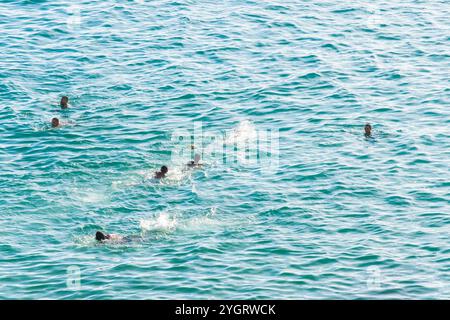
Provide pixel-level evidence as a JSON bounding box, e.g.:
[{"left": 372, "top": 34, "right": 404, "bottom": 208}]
[
  {"left": 225, "top": 119, "right": 258, "bottom": 145},
  {"left": 164, "top": 165, "right": 188, "bottom": 183},
  {"left": 140, "top": 207, "right": 224, "bottom": 233},
  {"left": 202, "top": 120, "right": 268, "bottom": 167},
  {"left": 140, "top": 212, "right": 177, "bottom": 233}
]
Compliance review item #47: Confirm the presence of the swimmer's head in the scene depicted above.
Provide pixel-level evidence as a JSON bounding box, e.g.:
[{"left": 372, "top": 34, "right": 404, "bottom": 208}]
[
  {"left": 51, "top": 118, "right": 60, "bottom": 128},
  {"left": 95, "top": 231, "right": 107, "bottom": 242},
  {"left": 194, "top": 154, "right": 201, "bottom": 164},
  {"left": 364, "top": 123, "right": 372, "bottom": 136},
  {"left": 60, "top": 96, "right": 69, "bottom": 109},
  {"left": 161, "top": 166, "right": 168, "bottom": 174}
]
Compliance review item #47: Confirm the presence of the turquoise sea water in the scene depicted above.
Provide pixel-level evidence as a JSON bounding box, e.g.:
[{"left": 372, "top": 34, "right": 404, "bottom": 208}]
[{"left": 0, "top": 0, "right": 449, "bottom": 299}]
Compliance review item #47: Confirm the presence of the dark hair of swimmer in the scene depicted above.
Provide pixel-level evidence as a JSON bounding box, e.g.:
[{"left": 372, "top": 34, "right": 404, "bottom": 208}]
[
  {"left": 364, "top": 123, "right": 372, "bottom": 137},
  {"left": 96, "top": 231, "right": 107, "bottom": 242},
  {"left": 60, "top": 96, "right": 69, "bottom": 109},
  {"left": 155, "top": 166, "right": 168, "bottom": 179},
  {"left": 51, "top": 118, "right": 60, "bottom": 128}
]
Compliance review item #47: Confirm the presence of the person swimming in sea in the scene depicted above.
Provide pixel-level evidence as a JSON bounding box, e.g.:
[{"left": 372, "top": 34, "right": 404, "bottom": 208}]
[
  {"left": 95, "top": 231, "right": 141, "bottom": 244},
  {"left": 51, "top": 117, "right": 60, "bottom": 128},
  {"left": 364, "top": 123, "right": 372, "bottom": 138},
  {"left": 60, "top": 96, "right": 69, "bottom": 109},
  {"left": 187, "top": 154, "right": 202, "bottom": 168},
  {"left": 154, "top": 165, "right": 168, "bottom": 179}
]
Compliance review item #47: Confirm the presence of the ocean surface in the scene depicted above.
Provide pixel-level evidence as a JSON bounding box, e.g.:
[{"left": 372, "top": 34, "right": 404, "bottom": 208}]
[{"left": 0, "top": 0, "right": 449, "bottom": 299}]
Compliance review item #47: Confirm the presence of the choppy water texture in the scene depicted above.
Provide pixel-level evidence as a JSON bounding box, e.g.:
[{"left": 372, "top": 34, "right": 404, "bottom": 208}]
[{"left": 0, "top": 0, "right": 449, "bottom": 299}]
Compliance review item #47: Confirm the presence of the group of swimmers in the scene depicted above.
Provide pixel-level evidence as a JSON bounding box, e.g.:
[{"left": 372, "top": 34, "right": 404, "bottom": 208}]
[
  {"left": 51, "top": 96, "right": 373, "bottom": 243},
  {"left": 51, "top": 96, "right": 205, "bottom": 243},
  {"left": 50, "top": 96, "right": 69, "bottom": 128},
  {"left": 154, "top": 151, "right": 202, "bottom": 179},
  {"left": 52, "top": 97, "right": 375, "bottom": 139},
  {"left": 94, "top": 159, "right": 201, "bottom": 243},
  {"left": 95, "top": 156, "right": 201, "bottom": 243}
]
